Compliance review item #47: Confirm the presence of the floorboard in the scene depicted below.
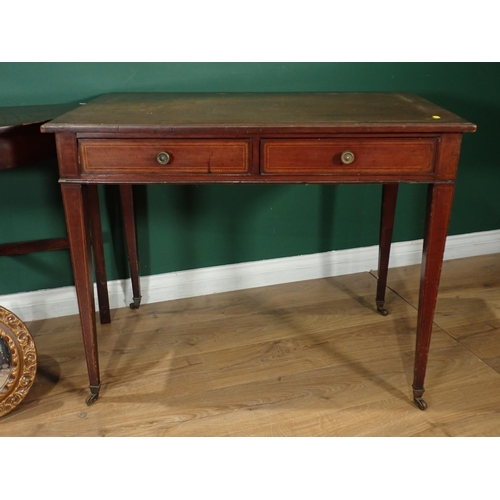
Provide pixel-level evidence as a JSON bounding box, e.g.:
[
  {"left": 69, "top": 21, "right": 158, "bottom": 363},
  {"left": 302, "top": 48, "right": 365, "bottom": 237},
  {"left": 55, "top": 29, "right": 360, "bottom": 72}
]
[{"left": 1, "top": 254, "right": 499, "bottom": 436}]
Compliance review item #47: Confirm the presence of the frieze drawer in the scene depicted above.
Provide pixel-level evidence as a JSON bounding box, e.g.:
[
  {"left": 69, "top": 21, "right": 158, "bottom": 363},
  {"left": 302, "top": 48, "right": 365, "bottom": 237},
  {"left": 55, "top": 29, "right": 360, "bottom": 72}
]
[
  {"left": 79, "top": 139, "right": 250, "bottom": 175},
  {"left": 261, "top": 138, "right": 436, "bottom": 176}
]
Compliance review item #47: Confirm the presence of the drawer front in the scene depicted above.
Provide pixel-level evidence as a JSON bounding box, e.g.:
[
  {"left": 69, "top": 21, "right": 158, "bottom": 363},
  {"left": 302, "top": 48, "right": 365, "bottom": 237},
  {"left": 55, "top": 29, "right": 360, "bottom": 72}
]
[
  {"left": 79, "top": 139, "right": 250, "bottom": 174},
  {"left": 261, "top": 139, "right": 436, "bottom": 175}
]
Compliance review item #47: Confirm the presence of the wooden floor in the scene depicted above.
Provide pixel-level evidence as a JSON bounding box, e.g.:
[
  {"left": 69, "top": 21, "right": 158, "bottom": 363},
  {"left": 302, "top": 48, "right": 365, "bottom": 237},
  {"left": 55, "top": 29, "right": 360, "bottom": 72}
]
[{"left": 1, "top": 253, "right": 499, "bottom": 436}]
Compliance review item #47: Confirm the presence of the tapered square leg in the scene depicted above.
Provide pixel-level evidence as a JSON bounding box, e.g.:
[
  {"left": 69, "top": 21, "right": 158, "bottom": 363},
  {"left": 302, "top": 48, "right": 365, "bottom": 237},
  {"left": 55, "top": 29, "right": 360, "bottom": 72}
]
[
  {"left": 61, "top": 183, "right": 101, "bottom": 405},
  {"left": 119, "top": 185, "right": 142, "bottom": 309},
  {"left": 87, "top": 185, "right": 111, "bottom": 325},
  {"left": 412, "top": 183, "right": 455, "bottom": 410},
  {"left": 376, "top": 183, "right": 399, "bottom": 316}
]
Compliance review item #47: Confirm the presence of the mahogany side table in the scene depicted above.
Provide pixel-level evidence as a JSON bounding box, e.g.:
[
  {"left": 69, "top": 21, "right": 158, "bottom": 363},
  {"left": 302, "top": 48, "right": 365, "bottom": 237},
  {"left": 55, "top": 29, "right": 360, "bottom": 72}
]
[
  {"left": 41, "top": 92, "right": 476, "bottom": 409},
  {"left": 0, "top": 104, "right": 141, "bottom": 323},
  {"left": 0, "top": 104, "right": 75, "bottom": 254}
]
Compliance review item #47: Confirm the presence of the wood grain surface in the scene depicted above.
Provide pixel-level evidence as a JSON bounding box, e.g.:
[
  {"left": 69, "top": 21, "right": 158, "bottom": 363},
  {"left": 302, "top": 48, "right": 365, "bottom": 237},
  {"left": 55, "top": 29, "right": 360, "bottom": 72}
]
[{"left": 1, "top": 253, "right": 499, "bottom": 436}]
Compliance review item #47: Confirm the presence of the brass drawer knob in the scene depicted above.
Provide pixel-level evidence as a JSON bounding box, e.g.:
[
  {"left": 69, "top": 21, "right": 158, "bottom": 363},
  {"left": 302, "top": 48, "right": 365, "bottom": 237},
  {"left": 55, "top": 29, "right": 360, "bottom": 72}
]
[
  {"left": 157, "top": 152, "right": 171, "bottom": 165},
  {"left": 340, "top": 150, "right": 355, "bottom": 165}
]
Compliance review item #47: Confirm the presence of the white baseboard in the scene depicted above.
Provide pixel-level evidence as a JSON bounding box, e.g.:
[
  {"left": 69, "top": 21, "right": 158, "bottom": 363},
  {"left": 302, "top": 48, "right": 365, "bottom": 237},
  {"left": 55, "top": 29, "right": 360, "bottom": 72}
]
[{"left": 1, "top": 229, "right": 499, "bottom": 322}]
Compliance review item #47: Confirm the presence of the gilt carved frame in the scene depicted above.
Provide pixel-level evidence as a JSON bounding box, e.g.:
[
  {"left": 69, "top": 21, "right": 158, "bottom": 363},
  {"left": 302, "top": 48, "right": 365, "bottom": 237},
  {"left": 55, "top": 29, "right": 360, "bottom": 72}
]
[{"left": 0, "top": 306, "right": 37, "bottom": 417}]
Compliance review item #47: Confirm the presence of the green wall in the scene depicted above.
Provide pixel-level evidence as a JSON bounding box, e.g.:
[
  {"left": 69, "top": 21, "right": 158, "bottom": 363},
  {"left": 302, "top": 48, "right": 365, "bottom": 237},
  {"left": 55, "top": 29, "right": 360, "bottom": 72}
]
[{"left": 0, "top": 63, "right": 498, "bottom": 295}]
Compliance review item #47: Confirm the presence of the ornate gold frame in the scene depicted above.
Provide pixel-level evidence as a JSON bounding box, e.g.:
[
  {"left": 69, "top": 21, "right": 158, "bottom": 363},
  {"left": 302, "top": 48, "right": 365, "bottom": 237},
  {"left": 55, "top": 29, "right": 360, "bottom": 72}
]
[{"left": 0, "top": 306, "right": 37, "bottom": 417}]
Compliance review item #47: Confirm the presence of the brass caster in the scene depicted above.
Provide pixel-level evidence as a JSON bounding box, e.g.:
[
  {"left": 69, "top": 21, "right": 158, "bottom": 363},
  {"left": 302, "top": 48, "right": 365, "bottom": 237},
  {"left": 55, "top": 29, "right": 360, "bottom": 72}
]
[
  {"left": 86, "top": 383, "right": 100, "bottom": 406},
  {"left": 129, "top": 296, "right": 142, "bottom": 309},
  {"left": 414, "top": 397, "right": 428, "bottom": 411},
  {"left": 377, "top": 306, "right": 389, "bottom": 316},
  {"left": 376, "top": 300, "right": 388, "bottom": 316},
  {"left": 86, "top": 393, "right": 98, "bottom": 406}
]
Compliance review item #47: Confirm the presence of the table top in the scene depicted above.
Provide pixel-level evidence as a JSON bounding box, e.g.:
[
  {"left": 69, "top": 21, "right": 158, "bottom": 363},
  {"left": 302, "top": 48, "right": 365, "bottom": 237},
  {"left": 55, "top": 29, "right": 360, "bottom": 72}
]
[
  {"left": 0, "top": 104, "right": 79, "bottom": 170},
  {"left": 0, "top": 103, "right": 78, "bottom": 132},
  {"left": 41, "top": 92, "right": 477, "bottom": 134}
]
